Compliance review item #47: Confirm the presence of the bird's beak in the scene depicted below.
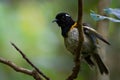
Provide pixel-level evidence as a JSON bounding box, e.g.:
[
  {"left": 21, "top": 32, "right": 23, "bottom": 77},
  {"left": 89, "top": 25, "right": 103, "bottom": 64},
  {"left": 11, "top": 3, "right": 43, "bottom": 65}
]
[{"left": 52, "top": 19, "right": 58, "bottom": 23}]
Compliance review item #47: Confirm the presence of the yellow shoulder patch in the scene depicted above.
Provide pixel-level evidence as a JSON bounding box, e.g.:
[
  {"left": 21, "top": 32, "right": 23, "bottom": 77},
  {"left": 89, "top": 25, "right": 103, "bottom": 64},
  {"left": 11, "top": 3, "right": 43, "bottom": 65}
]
[{"left": 70, "top": 22, "right": 77, "bottom": 31}]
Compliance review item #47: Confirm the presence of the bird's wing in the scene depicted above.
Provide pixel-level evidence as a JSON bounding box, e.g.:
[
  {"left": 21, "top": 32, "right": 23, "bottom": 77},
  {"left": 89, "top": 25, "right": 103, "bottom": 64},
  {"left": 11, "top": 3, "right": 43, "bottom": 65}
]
[{"left": 83, "top": 26, "right": 110, "bottom": 45}]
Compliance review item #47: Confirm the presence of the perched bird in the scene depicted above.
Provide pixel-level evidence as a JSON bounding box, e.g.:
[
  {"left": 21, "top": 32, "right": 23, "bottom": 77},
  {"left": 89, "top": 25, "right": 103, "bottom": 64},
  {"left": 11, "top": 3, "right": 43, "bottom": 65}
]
[{"left": 53, "top": 12, "right": 109, "bottom": 74}]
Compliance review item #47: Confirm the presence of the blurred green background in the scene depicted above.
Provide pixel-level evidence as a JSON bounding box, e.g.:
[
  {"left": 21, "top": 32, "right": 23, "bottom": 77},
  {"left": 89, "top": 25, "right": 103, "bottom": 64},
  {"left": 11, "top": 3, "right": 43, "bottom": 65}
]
[{"left": 0, "top": 0, "right": 120, "bottom": 80}]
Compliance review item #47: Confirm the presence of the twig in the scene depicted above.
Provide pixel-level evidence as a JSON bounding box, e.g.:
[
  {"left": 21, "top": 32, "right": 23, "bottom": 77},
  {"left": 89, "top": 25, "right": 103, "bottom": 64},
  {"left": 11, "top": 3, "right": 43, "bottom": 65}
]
[
  {"left": 66, "top": 0, "right": 83, "bottom": 80},
  {"left": 11, "top": 42, "right": 50, "bottom": 80},
  {"left": 0, "top": 57, "right": 32, "bottom": 75},
  {"left": 0, "top": 57, "right": 42, "bottom": 80}
]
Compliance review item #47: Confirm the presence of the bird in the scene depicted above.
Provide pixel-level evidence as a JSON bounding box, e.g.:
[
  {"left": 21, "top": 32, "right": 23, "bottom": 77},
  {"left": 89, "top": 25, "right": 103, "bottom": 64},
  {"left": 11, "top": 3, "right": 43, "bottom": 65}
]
[{"left": 53, "top": 12, "right": 109, "bottom": 74}]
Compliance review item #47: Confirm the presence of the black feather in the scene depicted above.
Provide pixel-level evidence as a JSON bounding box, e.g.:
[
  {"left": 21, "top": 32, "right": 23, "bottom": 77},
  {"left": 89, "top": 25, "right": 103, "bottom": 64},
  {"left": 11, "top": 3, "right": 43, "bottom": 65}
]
[{"left": 92, "top": 53, "right": 109, "bottom": 74}]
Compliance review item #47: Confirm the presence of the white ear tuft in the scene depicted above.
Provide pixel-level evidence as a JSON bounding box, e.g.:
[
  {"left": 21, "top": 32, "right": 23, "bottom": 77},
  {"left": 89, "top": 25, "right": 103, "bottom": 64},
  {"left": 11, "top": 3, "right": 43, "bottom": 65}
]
[{"left": 65, "top": 14, "right": 70, "bottom": 17}]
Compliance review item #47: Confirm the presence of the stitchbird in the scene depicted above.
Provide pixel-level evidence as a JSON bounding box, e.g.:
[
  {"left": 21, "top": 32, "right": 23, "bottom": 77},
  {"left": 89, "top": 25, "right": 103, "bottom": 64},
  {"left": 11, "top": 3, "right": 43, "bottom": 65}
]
[{"left": 53, "top": 12, "right": 109, "bottom": 74}]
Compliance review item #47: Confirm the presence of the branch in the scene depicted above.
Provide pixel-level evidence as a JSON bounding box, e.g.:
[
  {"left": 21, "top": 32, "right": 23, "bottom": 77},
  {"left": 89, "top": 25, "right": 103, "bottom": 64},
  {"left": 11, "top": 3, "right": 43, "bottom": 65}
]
[
  {"left": 66, "top": 0, "right": 83, "bottom": 80},
  {"left": 76, "top": 0, "right": 83, "bottom": 62},
  {"left": 11, "top": 42, "right": 50, "bottom": 80},
  {"left": 0, "top": 57, "right": 32, "bottom": 75},
  {"left": 0, "top": 57, "right": 42, "bottom": 80}
]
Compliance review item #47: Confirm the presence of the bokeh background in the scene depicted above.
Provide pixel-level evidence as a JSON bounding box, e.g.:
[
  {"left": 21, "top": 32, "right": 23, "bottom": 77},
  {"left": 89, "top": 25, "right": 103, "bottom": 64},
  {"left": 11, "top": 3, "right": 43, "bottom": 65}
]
[{"left": 0, "top": 0, "right": 120, "bottom": 80}]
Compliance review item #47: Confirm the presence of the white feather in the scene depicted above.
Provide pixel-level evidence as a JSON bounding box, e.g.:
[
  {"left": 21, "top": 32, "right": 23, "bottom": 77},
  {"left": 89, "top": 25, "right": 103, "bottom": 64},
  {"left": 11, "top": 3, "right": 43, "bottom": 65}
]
[{"left": 64, "top": 28, "right": 93, "bottom": 55}]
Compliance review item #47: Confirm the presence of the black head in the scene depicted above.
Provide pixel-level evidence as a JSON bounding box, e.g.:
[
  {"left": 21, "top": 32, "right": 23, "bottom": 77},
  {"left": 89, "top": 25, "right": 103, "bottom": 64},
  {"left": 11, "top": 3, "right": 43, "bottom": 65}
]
[
  {"left": 53, "top": 13, "right": 75, "bottom": 37},
  {"left": 53, "top": 13, "right": 75, "bottom": 28}
]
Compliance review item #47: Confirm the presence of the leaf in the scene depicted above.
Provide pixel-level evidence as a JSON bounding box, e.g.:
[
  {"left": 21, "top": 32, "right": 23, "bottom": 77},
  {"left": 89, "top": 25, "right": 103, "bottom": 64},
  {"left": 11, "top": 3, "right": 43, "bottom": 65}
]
[
  {"left": 90, "top": 10, "right": 120, "bottom": 22},
  {"left": 104, "top": 8, "right": 120, "bottom": 19}
]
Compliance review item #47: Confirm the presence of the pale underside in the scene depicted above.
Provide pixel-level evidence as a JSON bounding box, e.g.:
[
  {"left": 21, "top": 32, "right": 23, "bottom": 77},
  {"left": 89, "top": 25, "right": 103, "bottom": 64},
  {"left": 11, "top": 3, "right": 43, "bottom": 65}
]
[{"left": 64, "top": 28, "right": 95, "bottom": 55}]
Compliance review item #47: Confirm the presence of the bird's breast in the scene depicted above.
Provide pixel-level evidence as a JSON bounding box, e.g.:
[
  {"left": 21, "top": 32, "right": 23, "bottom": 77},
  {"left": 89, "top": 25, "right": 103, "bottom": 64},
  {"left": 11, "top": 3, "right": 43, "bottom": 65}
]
[
  {"left": 64, "top": 28, "right": 93, "bottom": 55},
  {"left": 64, "top": 28, "right": 79, "bottom": 54}
]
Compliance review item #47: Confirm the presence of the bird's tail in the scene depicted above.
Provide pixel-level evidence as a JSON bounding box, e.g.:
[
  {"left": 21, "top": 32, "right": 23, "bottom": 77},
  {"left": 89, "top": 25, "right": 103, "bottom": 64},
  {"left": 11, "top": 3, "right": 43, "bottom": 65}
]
[
  {"left": 92, "top": 53, "right": 109, "bottom": 74},
  {"left": 84, "top": 55, "right": 95, "bottom": 68}
]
